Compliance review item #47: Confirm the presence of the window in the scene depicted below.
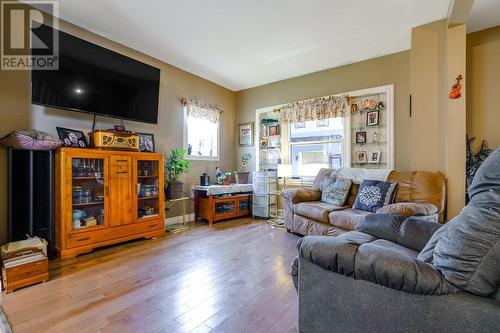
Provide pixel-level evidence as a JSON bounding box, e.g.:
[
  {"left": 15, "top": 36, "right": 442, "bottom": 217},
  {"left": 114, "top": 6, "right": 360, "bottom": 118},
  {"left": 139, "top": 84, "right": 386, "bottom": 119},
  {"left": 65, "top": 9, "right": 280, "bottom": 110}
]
[
  {"left": 289, "top": 118, "right": 344, "bottom": 177},
  {"left": 184, "top": 108, "right": 219, "bottom": 160}
]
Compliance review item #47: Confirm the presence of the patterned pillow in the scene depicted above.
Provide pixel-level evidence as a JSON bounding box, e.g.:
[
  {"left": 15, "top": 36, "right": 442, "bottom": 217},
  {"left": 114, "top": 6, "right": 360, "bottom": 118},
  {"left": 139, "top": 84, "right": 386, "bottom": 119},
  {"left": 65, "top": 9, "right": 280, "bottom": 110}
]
[
  {"left": 353, "top": 179, "right": 399, "bottom": 213},
  {"left": 321, "top": 177, "right": 352, "bottom": 206}
]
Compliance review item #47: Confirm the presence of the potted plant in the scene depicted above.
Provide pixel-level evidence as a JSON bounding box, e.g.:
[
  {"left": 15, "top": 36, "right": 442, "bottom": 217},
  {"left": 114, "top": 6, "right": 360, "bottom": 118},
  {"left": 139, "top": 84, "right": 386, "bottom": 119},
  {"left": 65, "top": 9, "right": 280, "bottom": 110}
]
[
  {"left": 165, "top": 148, "right": 191, "bottom": 199},
  {"left": 235, "top": 153, "right": 252, "bottom": 184}
]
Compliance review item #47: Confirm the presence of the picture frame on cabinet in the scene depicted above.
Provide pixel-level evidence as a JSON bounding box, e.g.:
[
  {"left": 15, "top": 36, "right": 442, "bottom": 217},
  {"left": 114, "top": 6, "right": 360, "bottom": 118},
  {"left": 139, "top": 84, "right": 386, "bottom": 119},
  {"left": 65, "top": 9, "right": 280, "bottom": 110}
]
[
  {"left": 268, "top": 125, "right": 279, "bottom": 136},
  {"left": 355, "top": 151, "right": 367, "bottom": 164},
  {"left": 138, "top": 133, "right": 155, "bottom": 152},
  {"left": 369, "top": 151, "right": 382, "bottom": 164},
  {"left": 355, "top": 131, "right": 366, "bottom": 144},
  {"left": 56, "top": 127, "right": 88, "bottom": 148},
  {"left": 366, "top": 110, "right": 379, "bottom": 126}
]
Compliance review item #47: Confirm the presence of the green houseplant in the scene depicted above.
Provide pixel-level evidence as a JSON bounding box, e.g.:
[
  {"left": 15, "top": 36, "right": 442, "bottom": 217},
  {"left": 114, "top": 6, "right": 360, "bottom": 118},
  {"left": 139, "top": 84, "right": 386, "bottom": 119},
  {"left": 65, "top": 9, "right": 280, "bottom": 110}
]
[
  {"left": 165, "top": 148, "right": 191, "bottom": 199},
  {"left": 235, "top": 153, "right": 252, "bottom": 184}
]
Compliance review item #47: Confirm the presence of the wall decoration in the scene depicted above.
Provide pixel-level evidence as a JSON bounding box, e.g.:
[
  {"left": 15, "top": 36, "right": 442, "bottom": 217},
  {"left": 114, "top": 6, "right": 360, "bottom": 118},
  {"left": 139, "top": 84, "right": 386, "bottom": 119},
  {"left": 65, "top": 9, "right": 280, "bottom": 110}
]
[
  {"left": 56, "top": 127, "right": 88, "bottom": 148},
  {"left": 355, "top": 151, "right": 367, "bottom": 164},
  {"left": 294, "top": 122, "right": 306, "bottom": 129},
  {"left": 238, "top": 122, "right": 254, "bottom": 147},
  {"left": 355, "top": 131, "right": 366, "bottom": 144},
  {"left": 351, "top": 103, "right": 358, "bottom": 113},
  {"left": 268, "top": 125, "right": 279, "bottom": 136},
  {"left": 260, "top": 138, "right": 268, "bottom": 149},
  {"left": 316, "top": 119, "right": 329, "bottom": 127},
  {"left": 369, "top": 151, "right": 381, "bottom": 164},
  {"left": 449, "top": 74, "right": 463, "bottom": 99},
  {"left": 360, "top": 98, "right": 378, "bottom": 110},
  {"left": 371, "top": 131, "right": 380, "bottom": 143},
  {"left": 366, "top": 110, "right": 379, "bottom": 126},
  {"left": 138, "top": 133, "right": 155, "bottom": 152}
]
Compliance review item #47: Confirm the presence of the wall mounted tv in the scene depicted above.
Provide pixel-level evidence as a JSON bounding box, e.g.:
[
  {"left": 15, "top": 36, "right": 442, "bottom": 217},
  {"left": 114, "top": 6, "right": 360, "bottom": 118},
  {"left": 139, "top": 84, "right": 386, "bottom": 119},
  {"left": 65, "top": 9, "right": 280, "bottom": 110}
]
[{"left": 31, "top": 25, "right": 161, "bottom": 124}]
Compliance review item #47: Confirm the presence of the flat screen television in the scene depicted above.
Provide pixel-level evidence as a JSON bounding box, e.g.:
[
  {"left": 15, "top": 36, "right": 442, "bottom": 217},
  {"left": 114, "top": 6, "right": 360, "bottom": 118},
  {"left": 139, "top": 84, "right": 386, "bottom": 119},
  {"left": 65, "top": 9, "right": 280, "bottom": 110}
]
[{"left": 31, "top": 24, "right": 161, "bottom": 124}]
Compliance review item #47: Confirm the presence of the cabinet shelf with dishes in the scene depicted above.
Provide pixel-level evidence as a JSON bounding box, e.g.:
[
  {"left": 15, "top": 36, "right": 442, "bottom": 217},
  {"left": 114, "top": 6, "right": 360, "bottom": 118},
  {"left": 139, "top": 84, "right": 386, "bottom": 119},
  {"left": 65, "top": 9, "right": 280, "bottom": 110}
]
[{"left": 56, "top": 148, "right": 165, "bottom": 260}]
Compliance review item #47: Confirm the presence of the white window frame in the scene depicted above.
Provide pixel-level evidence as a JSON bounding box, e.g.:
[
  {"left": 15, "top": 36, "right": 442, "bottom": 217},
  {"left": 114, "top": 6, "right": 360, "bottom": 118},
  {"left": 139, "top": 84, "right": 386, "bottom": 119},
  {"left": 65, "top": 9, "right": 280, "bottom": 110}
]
[
  {"left": 288, "top": 118, "right": 347, "bottom": 178},
  {"left": 183, "top": 106, "right": 220, "bottom": 161}
]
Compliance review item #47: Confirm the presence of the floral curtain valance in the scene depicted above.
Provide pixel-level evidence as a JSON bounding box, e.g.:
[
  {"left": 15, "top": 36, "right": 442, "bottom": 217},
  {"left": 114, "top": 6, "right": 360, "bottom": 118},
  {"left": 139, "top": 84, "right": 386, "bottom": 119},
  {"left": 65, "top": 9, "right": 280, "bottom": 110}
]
[
  {"left": 182, "top": 96, "right": 222, "bottom": 123},
  {"left": 275, "top": 94, "right": 349, "bottom": 123}
]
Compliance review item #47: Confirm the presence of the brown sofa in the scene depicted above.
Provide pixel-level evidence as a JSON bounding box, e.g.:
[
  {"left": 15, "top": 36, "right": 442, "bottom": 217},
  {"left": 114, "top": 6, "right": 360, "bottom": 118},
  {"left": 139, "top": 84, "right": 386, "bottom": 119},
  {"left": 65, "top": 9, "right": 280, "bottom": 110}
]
[{"left": 282, "top": 169, "right": 446, "bottom": 236}]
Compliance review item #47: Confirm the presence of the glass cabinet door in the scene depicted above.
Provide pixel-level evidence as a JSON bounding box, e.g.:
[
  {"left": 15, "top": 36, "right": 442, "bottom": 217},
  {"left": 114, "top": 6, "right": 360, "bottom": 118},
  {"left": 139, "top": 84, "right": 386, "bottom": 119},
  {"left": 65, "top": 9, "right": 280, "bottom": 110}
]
[
  {"left": 215, "top": 201, "right": 236, "bottom": 216},
  {"left": 137, "top": 160, "right": 160, "bottom": 220},
  {"left": 71, "top": 158, "right": 105, "bottom": 231},
  {"left": 238, "top": 198, "right": 250, "bottom": 213}
]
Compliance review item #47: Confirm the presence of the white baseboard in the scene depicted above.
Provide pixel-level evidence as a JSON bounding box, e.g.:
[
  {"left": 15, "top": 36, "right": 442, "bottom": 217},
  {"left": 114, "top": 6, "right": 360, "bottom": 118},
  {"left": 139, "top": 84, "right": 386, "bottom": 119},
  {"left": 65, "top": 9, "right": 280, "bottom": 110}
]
[{"left": 165, "top": 213, "right": 195, "bottom": 226}]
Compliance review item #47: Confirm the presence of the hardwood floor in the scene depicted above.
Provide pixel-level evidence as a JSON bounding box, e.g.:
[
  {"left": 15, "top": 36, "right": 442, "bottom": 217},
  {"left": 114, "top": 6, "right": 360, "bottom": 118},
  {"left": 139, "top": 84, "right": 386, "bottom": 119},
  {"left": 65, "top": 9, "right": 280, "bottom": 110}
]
[{"left": 0, "top": 219, "right": 301, "bottom": 333}]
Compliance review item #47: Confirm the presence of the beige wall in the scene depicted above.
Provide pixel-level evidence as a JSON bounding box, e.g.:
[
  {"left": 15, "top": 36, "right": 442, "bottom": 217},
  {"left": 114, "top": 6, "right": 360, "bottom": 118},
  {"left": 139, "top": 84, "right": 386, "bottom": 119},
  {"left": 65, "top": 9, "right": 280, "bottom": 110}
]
[
  {"left": 467, "top": 25, "right": 500, "bottom": 149},
  {"left": 409, "top": 20, "right": 447, "bottom": 172},
  {"left": 236, "top": 51, "right": 411, "bottom": 171},
  {"left": 0, "top": 18, "right": 236, "bottom": 244}
]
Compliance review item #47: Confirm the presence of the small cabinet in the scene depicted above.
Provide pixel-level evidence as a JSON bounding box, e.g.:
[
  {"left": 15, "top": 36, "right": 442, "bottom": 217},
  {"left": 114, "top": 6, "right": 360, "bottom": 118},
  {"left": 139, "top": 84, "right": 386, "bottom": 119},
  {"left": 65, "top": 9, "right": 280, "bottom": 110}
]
[
  {"left": 55, "top": 148, "right": 165, "bottom": 260},
  {"left": 194, "top": 190, "right": 252, "bottom": 225}
]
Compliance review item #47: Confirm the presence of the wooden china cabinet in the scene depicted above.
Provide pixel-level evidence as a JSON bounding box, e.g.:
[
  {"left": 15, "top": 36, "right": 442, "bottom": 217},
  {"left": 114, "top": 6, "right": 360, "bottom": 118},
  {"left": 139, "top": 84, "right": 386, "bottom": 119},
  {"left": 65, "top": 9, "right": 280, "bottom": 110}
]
[{"left": 55, "top": 148, "right": 165, "bottom": 260}]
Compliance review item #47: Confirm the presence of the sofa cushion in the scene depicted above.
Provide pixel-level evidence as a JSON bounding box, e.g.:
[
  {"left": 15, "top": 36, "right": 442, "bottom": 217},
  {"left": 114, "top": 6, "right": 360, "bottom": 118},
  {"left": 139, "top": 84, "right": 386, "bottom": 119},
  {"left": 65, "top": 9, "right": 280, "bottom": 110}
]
[
  {"left": 321, "top": 177, "right": 352, "bottom": 206},
  {"left": 376, "top": 202, "right": 438, "bottom": 217},
  {"left": 312, "top": 168, "right": 336, "bottom": 191},
  {"left": 281, "top": 188, "right": 321, "bottom": 204},
  {"left": 329, "top": 208, "right": 372, "bottom": 230},
  {"left": 354, "top": 241, "right": 458, "bottom": 295},
  {"left": 353, "top": 180, "right": 399, "bottom": 213},
  {"left": 357, "top": 214, "right": 442, "bottom": 252},
  {"left": 297, "top": 232, "right": 377, "bottom": 277},
  {"left": 294, "top": 201, "right": 344, "bottom": 223},
  {"left": 424, "top": 149, "right": 500, "bottom": 296}
]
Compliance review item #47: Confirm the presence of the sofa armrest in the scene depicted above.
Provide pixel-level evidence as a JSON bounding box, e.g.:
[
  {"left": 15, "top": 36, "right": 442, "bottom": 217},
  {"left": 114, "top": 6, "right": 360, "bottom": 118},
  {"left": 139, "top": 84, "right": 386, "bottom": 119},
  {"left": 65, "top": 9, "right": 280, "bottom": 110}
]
[
  {"left": 356, "top": 214, "right": 442, "bottom": 251},
  {"left": 355, "top": 242, "right": 458, "bottom": 295},
  {"left": 281, "top": 188, "right": 321, "bottom": 204},
  {"left": 297, "top": 232, "right": 377, "bottom": 277}
]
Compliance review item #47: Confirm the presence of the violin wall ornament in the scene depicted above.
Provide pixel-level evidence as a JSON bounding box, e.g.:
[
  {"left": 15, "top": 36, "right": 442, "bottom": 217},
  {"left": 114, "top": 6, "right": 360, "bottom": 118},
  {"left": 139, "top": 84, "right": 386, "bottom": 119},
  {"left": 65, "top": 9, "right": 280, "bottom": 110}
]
[{"left": 449, "top": 74, "right": 463, "bottom": 99}]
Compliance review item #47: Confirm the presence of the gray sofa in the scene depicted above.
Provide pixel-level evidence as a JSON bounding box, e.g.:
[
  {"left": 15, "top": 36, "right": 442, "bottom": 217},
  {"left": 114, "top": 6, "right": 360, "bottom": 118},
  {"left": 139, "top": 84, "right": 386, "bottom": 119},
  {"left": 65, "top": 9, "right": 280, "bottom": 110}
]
[{"left": 292, "top": 149, "right": 500, "bottom": 333}]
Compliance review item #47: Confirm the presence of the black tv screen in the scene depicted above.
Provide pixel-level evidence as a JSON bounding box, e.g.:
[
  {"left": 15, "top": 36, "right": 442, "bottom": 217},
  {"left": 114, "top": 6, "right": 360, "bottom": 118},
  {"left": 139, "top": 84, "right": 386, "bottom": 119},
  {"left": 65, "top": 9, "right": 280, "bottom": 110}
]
[{"left": 31, "top": 25, "right": 160, "bottom": 124}]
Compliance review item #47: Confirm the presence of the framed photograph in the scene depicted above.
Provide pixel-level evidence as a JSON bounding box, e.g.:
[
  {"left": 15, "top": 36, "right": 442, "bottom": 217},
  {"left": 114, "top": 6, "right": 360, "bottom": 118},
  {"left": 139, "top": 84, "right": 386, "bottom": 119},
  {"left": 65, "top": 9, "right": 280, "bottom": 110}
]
[
  {"left": 316, "top": 119, "right": 329, "bottom": 127},
  {"left": 259, "top": 138, "right": 268, "bottom": 149},
  {"left": 355, "top": 151, "right": 367, "bottom": 164},
  {"left": 138, "top": 133, "right": 155, "bottom": 152},
  {"left": 238, "top": 122, "right": 254, "bottom": 147},
  {"left": 366, "top": 110, "right": 380, "bottom": 126},
  {"left": 268, "top": 125, "right": 279, "bottom": 136},
  {"left": 369, "top": 151, "right": 382, "bottom": 164},
  {"left": 355, "top": 131, "right": 366, "bottom": 144},
  {"left": 56, "top": 127, "right": 88, "bottom": 148},
  {"left": 294, "top": 122, "right": 306, "bottom": 129}
]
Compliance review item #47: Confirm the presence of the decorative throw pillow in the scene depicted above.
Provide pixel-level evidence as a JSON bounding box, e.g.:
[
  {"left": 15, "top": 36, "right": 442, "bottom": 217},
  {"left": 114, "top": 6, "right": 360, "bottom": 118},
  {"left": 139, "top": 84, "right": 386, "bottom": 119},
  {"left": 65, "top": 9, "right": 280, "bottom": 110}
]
[
  {"left": 321, "top": 177, "right": 352, "bottom": 207},
  {"left": 353, "top": 179, "right": 399, "bottom": 213},
  {"left": 376, "top": 202, "right": 438, "bottom": 217},
  {"left": 0, "top": 129, "right": 62, "bottom": 150}
]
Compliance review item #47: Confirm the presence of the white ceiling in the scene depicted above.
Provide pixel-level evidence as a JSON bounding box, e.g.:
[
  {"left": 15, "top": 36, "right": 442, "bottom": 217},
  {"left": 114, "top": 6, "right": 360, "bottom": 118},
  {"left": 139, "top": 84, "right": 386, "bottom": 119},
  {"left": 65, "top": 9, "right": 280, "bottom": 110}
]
[
  {"left": 468, "top": 0, "right": 500, "bottom": 33},
  {"left": 53, "top": 0, "right": 454, "bottom": 91}
]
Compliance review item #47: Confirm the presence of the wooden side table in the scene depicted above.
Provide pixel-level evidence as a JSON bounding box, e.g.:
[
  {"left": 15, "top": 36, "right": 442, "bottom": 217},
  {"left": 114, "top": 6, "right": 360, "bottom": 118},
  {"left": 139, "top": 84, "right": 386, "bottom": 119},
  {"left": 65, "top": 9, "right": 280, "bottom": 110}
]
[{"left": 165, "top": 197, "right": 191, "bottom": 233}]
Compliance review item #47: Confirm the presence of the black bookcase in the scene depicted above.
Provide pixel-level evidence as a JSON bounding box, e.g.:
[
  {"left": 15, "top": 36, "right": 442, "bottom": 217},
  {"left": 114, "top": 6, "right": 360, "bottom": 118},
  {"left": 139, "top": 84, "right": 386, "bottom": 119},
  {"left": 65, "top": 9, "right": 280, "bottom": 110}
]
[{"left": 7, "top": 148, "right": 55, "bottom": 257}]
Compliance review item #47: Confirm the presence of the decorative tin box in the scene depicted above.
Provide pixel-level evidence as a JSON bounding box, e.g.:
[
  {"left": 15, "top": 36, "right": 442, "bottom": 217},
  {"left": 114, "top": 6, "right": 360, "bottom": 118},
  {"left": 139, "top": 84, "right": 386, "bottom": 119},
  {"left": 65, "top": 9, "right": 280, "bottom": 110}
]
[{"left": 89, "top": 130, "right": 139, "bottom": 151}]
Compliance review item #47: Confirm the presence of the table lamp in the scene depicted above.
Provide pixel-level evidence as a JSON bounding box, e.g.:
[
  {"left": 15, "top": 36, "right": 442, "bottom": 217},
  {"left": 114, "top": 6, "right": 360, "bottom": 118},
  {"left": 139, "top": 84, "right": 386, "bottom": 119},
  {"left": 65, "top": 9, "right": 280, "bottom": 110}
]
[{"left": 277, "top": 164, "right": 292, "bottom": 189}]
